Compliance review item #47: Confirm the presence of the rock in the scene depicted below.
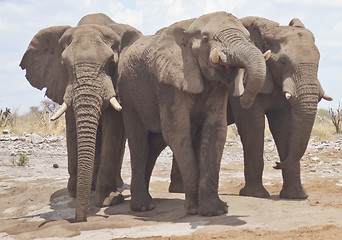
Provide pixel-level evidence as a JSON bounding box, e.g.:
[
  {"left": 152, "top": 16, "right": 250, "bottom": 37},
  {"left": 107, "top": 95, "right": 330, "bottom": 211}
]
[
  {"left": 53, "top": 163, "right": 59, "bottom": 168},
  {"left": 311, "top": 156, "right": 320, "bottom": 161},
  {"left": 45, "top": 136, "right": 59, "bottom": 143},
  {"left": 9, "top": 136, "right": 18, "bottom": 141},
  {"left": 2, "top": 129, "right": 11, "bottom": 135},
  {"left": 30, "top": 133, "right": 44, "bottom": 144},
  {"left": 315, "top": 146, "right": 324, "bottom": 151}
]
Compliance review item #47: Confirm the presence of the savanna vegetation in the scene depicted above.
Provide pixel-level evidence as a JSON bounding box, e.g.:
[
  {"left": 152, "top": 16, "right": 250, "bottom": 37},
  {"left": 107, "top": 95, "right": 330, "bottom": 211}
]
[
  {"left": 0, "top": 100, "right": 340, "bottom": 140},
  {"left": 0, "top": 100, "right": 66, "bottom": 136}
]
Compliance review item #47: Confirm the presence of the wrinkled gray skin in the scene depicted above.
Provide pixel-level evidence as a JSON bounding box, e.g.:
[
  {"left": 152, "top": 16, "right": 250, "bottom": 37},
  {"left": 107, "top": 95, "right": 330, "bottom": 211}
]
[
  {"left": 118, "top": 12, "right": 266, "bottom": 216},
  {"left": 169, "top": 17, "right": 332, "bottom": 200},
  {"left": 20, "top": 13, "right": 142, "bottom": 222},
  {"left": 227, "top": 17, "right": 331, "bottom": 199}
]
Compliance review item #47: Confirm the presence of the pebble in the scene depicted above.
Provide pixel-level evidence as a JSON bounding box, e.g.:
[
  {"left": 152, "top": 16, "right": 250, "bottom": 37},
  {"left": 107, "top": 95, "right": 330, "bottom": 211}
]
[{"left": 0, "top": 133, "right": 66, "bottom": 157}]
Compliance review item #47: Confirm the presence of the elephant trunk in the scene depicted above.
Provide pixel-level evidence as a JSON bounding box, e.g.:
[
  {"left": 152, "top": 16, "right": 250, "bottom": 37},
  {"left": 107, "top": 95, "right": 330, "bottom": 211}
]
[
  {"left": 73, "top": 65, "right": 103, "bottom": 222},
  {"left": 274, "top": 63, "right": 319, "bottom": 170},
  {"left": 214, "top": 29, "right": 267, "bottom": 108}
]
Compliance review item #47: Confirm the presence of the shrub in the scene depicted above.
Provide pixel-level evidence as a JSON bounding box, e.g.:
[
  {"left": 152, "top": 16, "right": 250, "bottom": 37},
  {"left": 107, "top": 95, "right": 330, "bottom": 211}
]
[
  {"left": 12, "top": 154, "right": 29, "bottom": 167},
  {"left": 329, "top": 102, "right": 342, "bottom": 134},
  {"left": 0, "top": 100, "right": 66, "bottom": 136}
]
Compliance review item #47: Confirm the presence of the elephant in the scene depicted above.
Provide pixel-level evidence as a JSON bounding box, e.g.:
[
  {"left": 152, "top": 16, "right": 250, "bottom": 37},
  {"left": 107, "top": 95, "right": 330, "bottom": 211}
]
[
  {"left": 117, "top": 11, "right": 267, "bottom": 216},
  {"left": 20, "top": 13, "right": 142, "bottom": 222},
  {"left": 226, "top": 16, "right": 332, "bottom": 199},
  {"left": 168, "top": 16, "right": 332, "bottom": 200}
]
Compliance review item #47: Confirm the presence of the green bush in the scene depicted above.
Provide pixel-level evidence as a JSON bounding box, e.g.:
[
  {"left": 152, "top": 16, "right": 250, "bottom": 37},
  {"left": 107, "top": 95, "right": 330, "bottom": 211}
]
[{"left": 12, "top": 154, "right": 29, "bottom": 167}]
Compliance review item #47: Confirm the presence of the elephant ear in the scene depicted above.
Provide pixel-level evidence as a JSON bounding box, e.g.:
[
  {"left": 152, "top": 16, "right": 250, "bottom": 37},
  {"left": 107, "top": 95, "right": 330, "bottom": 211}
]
[
  {"left": 20, "top": 26, "right": 71, "bottom": 104},
  {"left": 108, "top": 23, "right": 142, "bottom": 52},
  {"left": 289, "top": 18, "right": 305, "bottom": 28},
  {"left": 151, "top": 24, "right": 203, "bottom": 94}
]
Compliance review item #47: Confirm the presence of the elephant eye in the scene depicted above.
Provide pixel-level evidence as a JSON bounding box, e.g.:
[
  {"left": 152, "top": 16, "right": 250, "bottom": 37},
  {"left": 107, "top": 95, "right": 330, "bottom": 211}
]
[{"left": 202, "top": 35, "right": 209, "bottom": 44}]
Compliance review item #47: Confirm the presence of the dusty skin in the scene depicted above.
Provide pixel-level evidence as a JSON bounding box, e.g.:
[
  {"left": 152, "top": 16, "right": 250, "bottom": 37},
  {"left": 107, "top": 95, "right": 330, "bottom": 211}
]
[{"left": 0, "top": 132, "right": 342, "bottom": 239}]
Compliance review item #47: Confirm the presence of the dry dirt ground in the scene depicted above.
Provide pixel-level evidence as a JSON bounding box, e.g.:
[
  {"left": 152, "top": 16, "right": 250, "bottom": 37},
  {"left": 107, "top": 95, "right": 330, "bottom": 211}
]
[{"left": 0, "top": 132, "right": 342, "bottom": 239}]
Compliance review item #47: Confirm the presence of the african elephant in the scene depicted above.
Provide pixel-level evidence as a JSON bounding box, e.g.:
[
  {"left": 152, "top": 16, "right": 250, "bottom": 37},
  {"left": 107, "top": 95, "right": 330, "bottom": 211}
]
[
  {"left": 117, "top": 12, "right": 267, "bottom": 216},
  {"left": 168, "top": 16, "right": 332, "bottom": 199},
  {"left": 20, "top": 13, "right": 142, "bottom": 222},
  {"left": 226, "top": 17, "right": 332, "bottom": 199}
]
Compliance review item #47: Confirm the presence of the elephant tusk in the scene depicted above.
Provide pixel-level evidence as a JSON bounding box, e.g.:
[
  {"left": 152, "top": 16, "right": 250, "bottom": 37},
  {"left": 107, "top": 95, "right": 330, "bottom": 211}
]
[
  {"left": 210, "top": 48, "right": 220, "bottom": 64},
  {"left": 110, "top": 97, "right": 122, "bottom": 111},
  {"left": 285, "top": 92, "right": 292, "bottom": 100},
  {"left": 263, "top": 50, "right": 271, "bottom": 61},
  {"left": 323, "top": 93, "right": 333, "bottom": 101},
  {"left": 233, "top": 68, "right": 245, "bottom": 97},
  {"left": 50, "top": 102, "right": 67, "bottom": 121}
]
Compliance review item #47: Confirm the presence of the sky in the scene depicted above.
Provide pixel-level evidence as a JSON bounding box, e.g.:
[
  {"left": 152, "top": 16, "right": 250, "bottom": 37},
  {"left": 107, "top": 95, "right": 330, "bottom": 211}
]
[{"left": 0, "top": 0, "right": 341, "bottom": 115}]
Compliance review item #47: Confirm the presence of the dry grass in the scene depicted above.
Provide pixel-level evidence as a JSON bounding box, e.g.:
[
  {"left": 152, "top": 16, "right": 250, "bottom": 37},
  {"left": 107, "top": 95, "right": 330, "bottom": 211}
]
[
  {"left": 312, "top": 118, "right": 336, "bottom": 140},
  {"left": 312, "top": 108, "right": 338, "bottom": 141},
  {"left": 0, "top": 105, "right": 339, "bottom": 142},
  {"left": 226, "top": 108, "right": 339, "bottom": 141},
  {"left": 0, "top": 112, "right": 66, "bottom": 136}
]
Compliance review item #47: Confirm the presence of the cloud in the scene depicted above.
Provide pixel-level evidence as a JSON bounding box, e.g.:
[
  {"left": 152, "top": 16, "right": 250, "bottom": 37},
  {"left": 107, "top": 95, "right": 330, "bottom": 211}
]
[
  {"left": 274, "top": 0, "right": 342, "bottom": 7},
  {"left": 113, "top": 8, "right": 144, "bottom": 28},
  {"left": 0, "top": 0, "right": 342, "bottom": 113}
]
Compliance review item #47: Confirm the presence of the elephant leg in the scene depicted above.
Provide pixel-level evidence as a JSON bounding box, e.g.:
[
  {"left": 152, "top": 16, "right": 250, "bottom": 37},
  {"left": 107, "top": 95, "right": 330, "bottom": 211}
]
[
  {"left": 169, "top": 155, "right": 185, "bottom": 193},
  {"left": 169, "top": 127, "right": 200, "bottom": 194},
  {"left": 160, "top": 107, "right": 199, "bottom": 215},
  {"left": 197, "top": 120, "right": 228, "bottom": 216},
  {"left": 95, "top": 108, "right": 126, "bottom": 207},
  {"left": 65, "top": 109, "right": 77, "bottom": 198},
  {"left": 266, "top": 110, "right": 307, "bottom": 199},
  {"left": 124, "top": 111, "right": 154, "bottom": 212},
  {"left": 145, "top": 133, "right": 166, "bottom": 189},
  {"left": 232, "top": 98, "right": 270, "bottom": 198}
]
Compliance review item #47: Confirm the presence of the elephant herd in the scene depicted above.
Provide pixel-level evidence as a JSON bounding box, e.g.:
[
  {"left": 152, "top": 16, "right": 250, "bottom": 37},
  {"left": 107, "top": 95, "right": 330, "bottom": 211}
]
[{"left": 20, "top": 12, "right": 332, "bottom": 222}]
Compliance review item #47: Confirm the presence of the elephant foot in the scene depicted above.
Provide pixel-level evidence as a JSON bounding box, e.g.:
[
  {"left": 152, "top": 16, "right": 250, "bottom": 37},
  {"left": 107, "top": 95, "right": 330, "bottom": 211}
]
[
  {"left": 116, "top": 176, "right": 124, "bottom": 189},
  {"left": 168, "top": 180, "right": 185, "bottom": 193},
  {"left": 130, "top": 192, "right": 154, "bottom": 212},
  {"left": 117, "top": 183, "right": 130, "bottom": 193},
  {"left": 239, "top": 184, "right": 270, "bottom": 198},
  {"left": 96, "top": 191, "right": 124, "bottom": 207},
  {"left": 280, "top": 185, "right": 308, "bottom": 199},
  {"left": 184, "top": 197, "right": 198, "bottom": 215},
  {"left": 198, "top": 197, "right": 228, "bottom": 217},
  {"left": 67, "top": 177, "right": 76, "bottom": 198}
]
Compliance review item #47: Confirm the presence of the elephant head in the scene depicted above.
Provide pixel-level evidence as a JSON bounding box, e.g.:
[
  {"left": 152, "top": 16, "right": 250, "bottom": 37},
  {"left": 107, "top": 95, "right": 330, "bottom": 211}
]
[
  {"left": 151, "top": 12, "right": 267, "bottom": 108},
  {"left": 20, "top": 13, "right": 141, "bottom": 222},
  {"left": 241, "top": 17, "right": 332, "bottom": 169}
]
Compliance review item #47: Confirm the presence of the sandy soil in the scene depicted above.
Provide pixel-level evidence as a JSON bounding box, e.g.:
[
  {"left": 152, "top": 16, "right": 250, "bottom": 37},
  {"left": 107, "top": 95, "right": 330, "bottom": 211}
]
[{"left": 0, "top": 132, "right": 342, "bottom": 239}]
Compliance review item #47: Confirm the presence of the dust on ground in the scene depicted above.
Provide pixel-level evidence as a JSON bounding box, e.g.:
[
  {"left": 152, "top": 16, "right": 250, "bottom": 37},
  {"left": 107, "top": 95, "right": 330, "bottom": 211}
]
[{"left": 0, "top": 131, "right": 342, "bottom": 239}]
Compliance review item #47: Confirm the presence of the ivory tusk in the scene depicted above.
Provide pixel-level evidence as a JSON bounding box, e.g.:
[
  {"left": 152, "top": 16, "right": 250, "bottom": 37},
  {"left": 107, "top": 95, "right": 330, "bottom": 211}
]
[
  {"left": 322, "top": 94, "right": 333, "bottom": 101},
  {"left": 110, "top": 97, "right": 122, "bottom": 111},
  {"left": 210, "top": 48, "right": 220, "bottom": 64},
  {"left": 50, "top": 102, "right": 67, "bottom": 121},
  {"left": 233, "top": 68, "right": 245, "bottom": 97},
  {"left": 263, "top": 50, "right": 271, "bottom": 61},
  {"left": 285, "top": 92, "right": 292, "bottom": 100}
]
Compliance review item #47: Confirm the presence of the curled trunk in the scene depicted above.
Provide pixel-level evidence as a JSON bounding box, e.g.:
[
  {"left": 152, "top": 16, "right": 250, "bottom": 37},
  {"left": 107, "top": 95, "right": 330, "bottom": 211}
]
[{"left": 215, "top": 29, "right": 267, "bottom": 108}]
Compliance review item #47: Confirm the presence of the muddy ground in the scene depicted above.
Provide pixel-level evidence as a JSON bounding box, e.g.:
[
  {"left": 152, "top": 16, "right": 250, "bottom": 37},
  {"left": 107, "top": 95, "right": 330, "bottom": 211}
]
[{"left": 0, "top": 131, "right": 342, "bottom": 239}]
